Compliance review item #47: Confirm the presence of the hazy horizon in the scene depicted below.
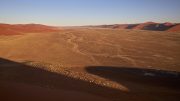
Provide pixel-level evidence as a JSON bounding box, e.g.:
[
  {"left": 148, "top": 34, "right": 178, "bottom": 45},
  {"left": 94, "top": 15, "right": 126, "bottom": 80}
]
[{"left": 0, "top": 0, "right": 180, "bottom": 26}]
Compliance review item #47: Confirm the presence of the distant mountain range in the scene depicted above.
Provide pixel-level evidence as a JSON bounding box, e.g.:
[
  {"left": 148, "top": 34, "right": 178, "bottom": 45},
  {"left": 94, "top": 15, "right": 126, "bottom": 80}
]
[{"left": 87, "top": 22, "right": 180, "bottom": 32}]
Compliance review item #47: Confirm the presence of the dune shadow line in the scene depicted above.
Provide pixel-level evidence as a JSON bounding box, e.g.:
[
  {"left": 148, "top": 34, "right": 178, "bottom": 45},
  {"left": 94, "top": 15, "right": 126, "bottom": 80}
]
[
  {"left": 0, "top": 58, "right": 126, "bottom": 101},
  {"left": 86, "top": 66, "right": 180, "bottom": 90}
]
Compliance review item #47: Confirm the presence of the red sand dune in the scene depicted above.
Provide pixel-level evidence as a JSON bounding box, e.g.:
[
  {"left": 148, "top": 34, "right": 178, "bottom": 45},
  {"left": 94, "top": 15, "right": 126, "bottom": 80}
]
[
  {"left": 1, "top": 22, "right": 180, "bottom": 35},
  {"left": 0, "top": 24, "right": 19, "bottom": 35},
  {"left": 167, "top": 24, "right": 180, "bottom": 32},
  {"left": 113, "top": 24, "right": 129, "bottom": 29},
  {"left": 132, "top": 22, "right": 157, "bottom": 30},
  {"left": 163, "top": 22, "right": 175, "bottom": 26},
  {"left": 0, "top": 23, "right": 59, "bottom": 35},
  {"left": 102, "top": 22, "right": 179, "bottom": 32}
]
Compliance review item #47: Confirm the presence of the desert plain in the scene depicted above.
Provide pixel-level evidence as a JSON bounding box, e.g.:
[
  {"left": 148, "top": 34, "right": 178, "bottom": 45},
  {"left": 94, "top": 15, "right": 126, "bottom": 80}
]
[{"left": 0, "top": 24, "right": 180, "bottom": 101}]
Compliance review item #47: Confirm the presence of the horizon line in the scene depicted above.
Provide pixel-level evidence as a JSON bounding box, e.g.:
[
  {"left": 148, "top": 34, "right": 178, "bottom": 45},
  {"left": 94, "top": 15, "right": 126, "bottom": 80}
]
[{"left": 1, "top": 21, "right": 180, "bottom": 27}]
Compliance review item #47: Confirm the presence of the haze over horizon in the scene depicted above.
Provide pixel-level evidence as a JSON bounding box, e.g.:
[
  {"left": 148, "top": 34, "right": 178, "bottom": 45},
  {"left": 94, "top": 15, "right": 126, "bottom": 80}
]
[{"left": 0, "top": 0, "right": 180, "bottom": 26}]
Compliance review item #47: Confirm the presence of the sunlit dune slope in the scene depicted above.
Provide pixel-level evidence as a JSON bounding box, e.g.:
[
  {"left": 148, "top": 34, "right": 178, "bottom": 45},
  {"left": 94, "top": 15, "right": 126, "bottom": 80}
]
[
  {"left": 167, "top": 24, "right": 180, "bottom": 32},
  {"left": 0, "top": 23, "right": 59, "bottom": 35}
]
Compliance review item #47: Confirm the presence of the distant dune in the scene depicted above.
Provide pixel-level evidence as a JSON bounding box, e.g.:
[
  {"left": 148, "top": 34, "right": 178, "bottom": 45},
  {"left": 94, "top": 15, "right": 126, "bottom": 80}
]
[
  {"left": 109, "top": 24, "right": 127, "bottom": 29},
  {"left": 87, "top": 22, "right": 180, "bottom": 32},
  {"left": 1, "top": 22, "right": 180, "bottom": 36},
  {"left": 167, "top": 24, "right": 180, "bottom": 32},
  {"left": 142, "top": 22, "right": 176, "bottom": 31},
  {"left": 0, "top": 23, "right": 59, "bottom": 35},
  {"left": 132, "top": 22, "right": 157, "bottom": 30}
]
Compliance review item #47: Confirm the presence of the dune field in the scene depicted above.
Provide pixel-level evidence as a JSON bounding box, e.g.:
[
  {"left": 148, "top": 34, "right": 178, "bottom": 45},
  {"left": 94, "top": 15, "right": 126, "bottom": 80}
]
[{"left": 0, "top": 26, "right": 180, "bottom": 101}]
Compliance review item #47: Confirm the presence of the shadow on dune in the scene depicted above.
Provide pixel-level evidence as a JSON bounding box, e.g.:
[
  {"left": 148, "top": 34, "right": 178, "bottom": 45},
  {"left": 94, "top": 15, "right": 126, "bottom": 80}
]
[
  {"left": 143, "top": 24, "right": 176, "bottom": 31},
  {"left": 0, "top": 58, "right": 180, "bottom": 101},
  {"left": 126, "top": 24, "right": 139, "bottom": 29},
  {"left": 0, "top": 58, "right": 122, "bottom": 101},
  {"left": 86, "top": 66, "right": 180, "bottom": 91}
]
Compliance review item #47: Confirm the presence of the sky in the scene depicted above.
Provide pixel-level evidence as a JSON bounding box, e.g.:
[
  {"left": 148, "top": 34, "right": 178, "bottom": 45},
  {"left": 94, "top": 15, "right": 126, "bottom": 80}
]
[{"left": 0, "top": 0, "right": 180, "bottom": 26}]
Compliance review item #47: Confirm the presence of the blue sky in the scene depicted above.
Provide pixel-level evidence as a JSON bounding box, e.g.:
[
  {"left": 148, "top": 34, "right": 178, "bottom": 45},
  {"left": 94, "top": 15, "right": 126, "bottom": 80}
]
[{"left": 0, "top": 0, "right": 180, "bottom": 26}]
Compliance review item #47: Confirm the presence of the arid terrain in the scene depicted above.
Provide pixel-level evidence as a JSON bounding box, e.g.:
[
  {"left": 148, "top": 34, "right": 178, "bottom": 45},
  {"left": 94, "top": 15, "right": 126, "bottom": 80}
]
[{"left": 0, "top": 24, "right": 180, "bottom": 101}]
